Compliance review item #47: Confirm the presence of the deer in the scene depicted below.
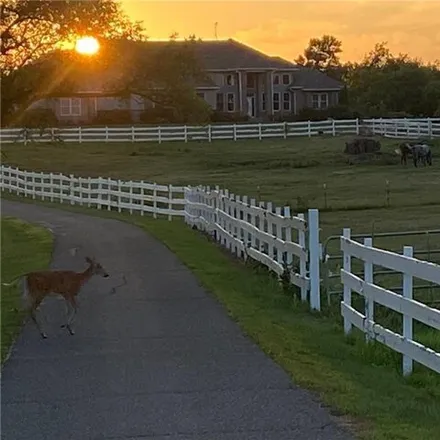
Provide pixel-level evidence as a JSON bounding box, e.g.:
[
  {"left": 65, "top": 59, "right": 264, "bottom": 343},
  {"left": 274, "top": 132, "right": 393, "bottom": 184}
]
[{"left": 2, "top": 256, "right": 109, "bottom": 339}]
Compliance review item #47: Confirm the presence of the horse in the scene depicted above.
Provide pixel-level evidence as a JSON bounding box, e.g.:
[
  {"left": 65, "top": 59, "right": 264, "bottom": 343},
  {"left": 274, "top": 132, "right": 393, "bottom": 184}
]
[
  {"left": 412, "top": 143, "right": 432, "bottom": 167},
  {"left": 397, "top": 142, "right": 432, "bottom": 167}
]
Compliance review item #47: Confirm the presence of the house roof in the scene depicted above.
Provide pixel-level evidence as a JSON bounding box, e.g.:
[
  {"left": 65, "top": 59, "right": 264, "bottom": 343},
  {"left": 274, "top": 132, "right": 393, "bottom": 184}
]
[
  {"left": 184, "top": 39, "right": 296, "bottom": 70},
  {"left": 290, "top": 67, "right": 343, "bottom": 90}
]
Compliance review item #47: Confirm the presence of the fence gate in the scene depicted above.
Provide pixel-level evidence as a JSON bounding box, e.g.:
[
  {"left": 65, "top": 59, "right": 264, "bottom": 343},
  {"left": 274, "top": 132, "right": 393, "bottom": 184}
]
[{"left": 321, "top": 229, "right": 440, "bottom": 307}]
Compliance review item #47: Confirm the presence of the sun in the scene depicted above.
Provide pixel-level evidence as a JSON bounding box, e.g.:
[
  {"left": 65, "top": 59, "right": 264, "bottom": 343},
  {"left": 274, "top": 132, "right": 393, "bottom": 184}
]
[{"left": 75, "top": 37, "right": 100, "bottom": 55}]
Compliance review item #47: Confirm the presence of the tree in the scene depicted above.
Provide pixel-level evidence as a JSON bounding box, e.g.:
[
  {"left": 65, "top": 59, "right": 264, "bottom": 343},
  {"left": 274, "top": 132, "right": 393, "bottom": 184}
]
[
  {"left": 0, "top": 0, "right": 145, "bottom": 72},
  {"left": 295, "top": 35, "right": 342, "bottom": 71},
  {"left": 1, "top": 0, "right": 145, "bottom": 124},
  {"left": 345, "top": 42, "right": 440, "bottom": 117},
  {"left": 119, "top": 36, "right": 212, "bottom": 123}
]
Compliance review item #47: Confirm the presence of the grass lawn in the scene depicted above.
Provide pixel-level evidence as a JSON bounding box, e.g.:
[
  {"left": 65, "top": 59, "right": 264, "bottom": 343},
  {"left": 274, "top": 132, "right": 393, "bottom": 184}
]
[
  {"left": 1, "top": 195, "right": 440, "bottom": 440},
  {"left": 0, "top": 216, "right": 53, "bottom": 363},
  {"left": 2, "top": 135, "right": 440, "bottom": 438}
]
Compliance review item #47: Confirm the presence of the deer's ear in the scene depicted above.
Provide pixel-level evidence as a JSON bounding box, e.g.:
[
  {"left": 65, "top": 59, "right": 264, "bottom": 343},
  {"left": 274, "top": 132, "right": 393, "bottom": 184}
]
[{"left": 85, "top": 257, "right": 92, "bottom": 264}]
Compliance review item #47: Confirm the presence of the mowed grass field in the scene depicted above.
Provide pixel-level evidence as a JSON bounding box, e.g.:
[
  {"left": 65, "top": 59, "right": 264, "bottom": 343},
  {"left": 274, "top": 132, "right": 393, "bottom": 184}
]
[
  {"left": 0, "top": 217, "right": 53, "bottom": 363},
  {"left": 2, "top": 134, "right": 440, "bottom": 439}
]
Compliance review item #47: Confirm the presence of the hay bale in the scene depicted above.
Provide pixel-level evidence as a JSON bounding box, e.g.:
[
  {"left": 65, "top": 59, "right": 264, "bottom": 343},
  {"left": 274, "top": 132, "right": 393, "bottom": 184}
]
[{"left": 344, "top": 137, "right": 381, "bottom": 155}]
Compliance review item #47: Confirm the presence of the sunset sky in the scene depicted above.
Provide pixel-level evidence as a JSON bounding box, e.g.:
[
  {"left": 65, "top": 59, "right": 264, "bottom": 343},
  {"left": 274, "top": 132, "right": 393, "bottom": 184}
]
[{"left": 121, "top": 0, "right": 440, "bottom": 63}]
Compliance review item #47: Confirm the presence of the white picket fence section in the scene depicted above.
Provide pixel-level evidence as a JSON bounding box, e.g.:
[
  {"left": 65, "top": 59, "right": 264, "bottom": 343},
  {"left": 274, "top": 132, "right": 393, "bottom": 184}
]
[
  {"left": 1, "top": 117, "right": 439, "bottom": 144},
  {"left": 0, "top": 165, "right": 322, "bottom": 311},
  {"left": 184, "top": 186, "right": 322, "bottom": 310},
  {"left": 0, "top": 166, "right": 186, "bottom": 219},
  {"left": 341, "top": 229, "right": 440, "bottom": 376}
]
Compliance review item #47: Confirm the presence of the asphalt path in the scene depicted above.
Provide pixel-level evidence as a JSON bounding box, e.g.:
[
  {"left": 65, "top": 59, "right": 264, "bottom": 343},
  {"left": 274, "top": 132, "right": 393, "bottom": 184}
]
[{"left": 1, "top": 200, "right": 354, "bottom": 440}]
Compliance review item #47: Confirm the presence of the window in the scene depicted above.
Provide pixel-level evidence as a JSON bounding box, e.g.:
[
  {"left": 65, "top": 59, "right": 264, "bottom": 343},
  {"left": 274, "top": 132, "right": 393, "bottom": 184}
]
[
  {"left": 226, "top": 74, "right": 235, "bottom": 86},
  {"left": 273, "top": 92, "right": 280, "bottom": 111},
  {"left": 282, "top": 74, "right": 290, "bottom": 85},
  {"left": 227, "top": 93, "right": 235, "bottom": 112},
  {"left": 60, "top": 98, "right": 81, "bottom": 116},
  {"left": 273, "top": 74, "right": 280, "bottom": 85},
  {"left": 283, "top": 92, "right": 291, "bottom": 111},
  {"left": 261, "top": 92, "right": 266, "bottom": 111},
  {"left": 196, "top": 92, "right": 205, "bottom": 100},
  {"left": 312, "top": 93, "right": 328, "bottom": 109},
  {"left": 216, "top": 93, "right": 224, "bottom": 111}
]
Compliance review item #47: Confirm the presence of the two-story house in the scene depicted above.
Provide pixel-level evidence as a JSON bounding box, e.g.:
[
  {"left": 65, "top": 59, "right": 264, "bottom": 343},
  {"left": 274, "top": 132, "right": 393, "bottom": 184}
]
[{"left": 26, "top": 39, "right": 343, "bottom": 124}]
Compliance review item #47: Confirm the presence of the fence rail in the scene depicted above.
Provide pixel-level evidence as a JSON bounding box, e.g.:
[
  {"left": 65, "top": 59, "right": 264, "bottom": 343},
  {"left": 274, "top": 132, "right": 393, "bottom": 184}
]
[
  {"left": 184, "top": 185, "right": 321, "bottom": 310},
  {"left": 0, "top": 165, "right": 322, "bottom": 311},
  {"left": 1, "top": 117, "right": 439, "bottom": 144},
  {"left": 0, "top": 166, "right": 186, "bottom": 219},
  {"left": 341, "top": 229, "right": 440, "bottom": 376}
]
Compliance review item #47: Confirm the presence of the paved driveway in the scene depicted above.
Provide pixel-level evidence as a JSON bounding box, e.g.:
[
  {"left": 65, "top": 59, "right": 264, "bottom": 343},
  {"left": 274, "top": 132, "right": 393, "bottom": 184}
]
[{"left": 1, "top": 200, "right": 353, "bottom": 440}]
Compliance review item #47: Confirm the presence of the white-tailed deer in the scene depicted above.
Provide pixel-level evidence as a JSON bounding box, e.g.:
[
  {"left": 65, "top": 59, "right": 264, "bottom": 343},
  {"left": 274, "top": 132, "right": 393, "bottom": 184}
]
[{"left": 2, "top": 257, "right": 109, "bottom": 338}]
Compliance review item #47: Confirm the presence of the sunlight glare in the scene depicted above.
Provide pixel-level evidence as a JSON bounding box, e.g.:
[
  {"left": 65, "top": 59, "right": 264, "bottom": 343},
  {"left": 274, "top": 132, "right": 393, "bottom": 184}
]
[{"left": 75, "top": 37, "right": 100, "bottom": 55}]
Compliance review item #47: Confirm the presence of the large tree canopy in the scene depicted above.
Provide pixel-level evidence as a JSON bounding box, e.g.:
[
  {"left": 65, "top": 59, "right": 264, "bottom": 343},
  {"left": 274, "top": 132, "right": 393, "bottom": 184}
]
[
  {"left": 295, "top": 36, "right": 440, "bottom": 118},
  {"left": 1, "top": 0, "right": 147, "bottom": 124},
  {"left": 0, "top": 0, "right": 145, "bottom": 72},
  {"left": 295, "top": 34, "right": 342, "bottom": 71}
]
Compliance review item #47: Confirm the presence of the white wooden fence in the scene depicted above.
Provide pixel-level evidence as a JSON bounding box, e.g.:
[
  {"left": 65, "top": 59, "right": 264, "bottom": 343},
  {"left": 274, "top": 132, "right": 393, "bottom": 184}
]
[
  {"left": 0, "top": 165, "right": 322, "bottom": 311},
  {"left": 184, "top": 186, "right": 321, "bottom": 310},
  {"left": 1, "top": 118, "right": 439, "bottom": 144},
  {"left": 341, "top": 229, "right": 440, "bottom": 376},
  {"left": 0, "top": 166, "right": 186, "bottom": 219}
]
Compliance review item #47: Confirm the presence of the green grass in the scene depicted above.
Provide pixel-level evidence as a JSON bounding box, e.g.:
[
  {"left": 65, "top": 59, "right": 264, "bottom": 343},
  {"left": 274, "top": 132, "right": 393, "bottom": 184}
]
[
  {"left": 1, "top": 195, "right": 440, "bottom": 440},
  {"left": 0, "top": 216, "right": 53, "bottom": 363},
  {"left": 2, "top": 135, "right": 440, "bottom": 438}
]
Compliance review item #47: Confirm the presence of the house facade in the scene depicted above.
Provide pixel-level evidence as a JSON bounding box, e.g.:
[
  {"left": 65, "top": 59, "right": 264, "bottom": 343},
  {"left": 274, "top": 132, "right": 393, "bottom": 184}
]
[{"left": 28, "top": 39, "right": 343, "bottom": 124}]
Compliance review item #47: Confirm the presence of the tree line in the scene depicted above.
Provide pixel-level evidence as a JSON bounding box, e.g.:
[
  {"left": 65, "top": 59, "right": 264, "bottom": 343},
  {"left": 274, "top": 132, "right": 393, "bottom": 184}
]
[
  {"left": 295, "top": 35, "right": 440, "bottom": 119},
  {"left": 1, "top": 1, "right": 439, "bottom": 127}
]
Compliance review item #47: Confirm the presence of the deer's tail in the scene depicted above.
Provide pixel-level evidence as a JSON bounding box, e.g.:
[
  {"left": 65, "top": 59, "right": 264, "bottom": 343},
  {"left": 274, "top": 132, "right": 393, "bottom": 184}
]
[{"left": 2, "top": 275, "right": 22, "bottom": 287}]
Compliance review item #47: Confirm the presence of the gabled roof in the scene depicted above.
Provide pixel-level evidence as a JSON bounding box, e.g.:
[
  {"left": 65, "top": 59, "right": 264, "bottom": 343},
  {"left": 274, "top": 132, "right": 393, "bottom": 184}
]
[
  {"left": 184, "top": 39, "right": 296, "bottom": 70},
  {"left": 290, "top": 67, "right": 343, "bottom": 90}
]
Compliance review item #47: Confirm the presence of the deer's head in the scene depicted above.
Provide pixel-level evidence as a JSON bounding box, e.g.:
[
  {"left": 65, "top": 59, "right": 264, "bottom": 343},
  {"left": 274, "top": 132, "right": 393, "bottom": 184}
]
[{"left": 85, "top": 257, "right": 109, "bottom": 278}]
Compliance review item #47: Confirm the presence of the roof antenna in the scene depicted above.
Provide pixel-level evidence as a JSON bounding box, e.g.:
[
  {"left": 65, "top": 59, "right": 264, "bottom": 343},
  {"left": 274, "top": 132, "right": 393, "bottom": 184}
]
[{"left": 214, "top": 22, "right": 218, "bottom": 40}]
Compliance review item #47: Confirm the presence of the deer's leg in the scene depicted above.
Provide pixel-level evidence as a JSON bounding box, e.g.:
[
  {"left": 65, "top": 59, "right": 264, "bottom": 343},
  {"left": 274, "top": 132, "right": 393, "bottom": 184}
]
[
  {"left": 29, "top": 298, "right": 47, "bottom": 339},
  {"left": 61, "top": 296, "right": 77, "bottom": 335}
]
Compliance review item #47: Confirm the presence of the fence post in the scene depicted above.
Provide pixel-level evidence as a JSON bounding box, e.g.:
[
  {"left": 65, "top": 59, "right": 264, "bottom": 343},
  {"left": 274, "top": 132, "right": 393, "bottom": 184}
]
[
  {"left": 307, "top": 120, "right": 311, "bottom": 137},
  {"left": 158, "top": 126, "right": 162, "bottom": 144},
  {"left": 105, "top": 126, "right": 109, "bottom": 142},
  {"left": 363, "top": 237, "right": 374, "bottom": 342},
  {"left": 342, "top": 228, "right": 352, "bottom": 334},
  {"left": 87, "top": 177, "right": 92, "bottom": 208},
  {"left": 233, "top": 124, "right": 237, "bottom": 141},
  {"left": 266, "top": 201, "right": 274, "bottom": 260},
  {"left": 69, "top": 174, "right": 74, "bottom": 205},
  {"left": 168, "top": 185, "right": 173, "bottom": 221},
  {"left": 308, "top": 209, "right": 320, "bottom": 311},
  {"left": 258, "top": 123, "right": 262, "bottom": 140},
  {"left": 184, "top": 125, "right": 188, "bottom": 143},
  {"left": 208, "top": 125, "right": 212, "bottom": 142},
  {"left": 40, "top": 172, "right": 44, "bottom": 201},
  {"left": 78, "top": 177, "right": 83, "bottom": 206},
  {"left": 97, "top": 177, "right": 102, "bottom": 210},
  {"left": 355, "top": 118, "right": 359, "bottom": 135},
  {"left": 298, "top": 212, "right": 307, "bottom": 302},
  {"left": 153, "top": 183, "right": 157, "bottom": 219},
  {"left": 332, "top": 119, "right": 336, "bottom": 137},
  {"left": 49, "top": 172, "right": 54, "bottom": 202},
  {"left": 131, "top": 126, "right": 135, "bottom": 142},
  {"left": 428, "top": 118, "right": 433, "bottom": 139},
  {"left": 117, "top": 180, "right": 122, "bottom": 213},
  {"left": 107, "top": 177, "right": 112, "bottom": 211},
  {"left": 275, "top": 206, "right": 282, "bottom": 262},
  {"left": 129, "top": 181, "right": 133, "bottom": 214},
  {"left": 402, "top": 245, "right": 414, "bottom": 376}
]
